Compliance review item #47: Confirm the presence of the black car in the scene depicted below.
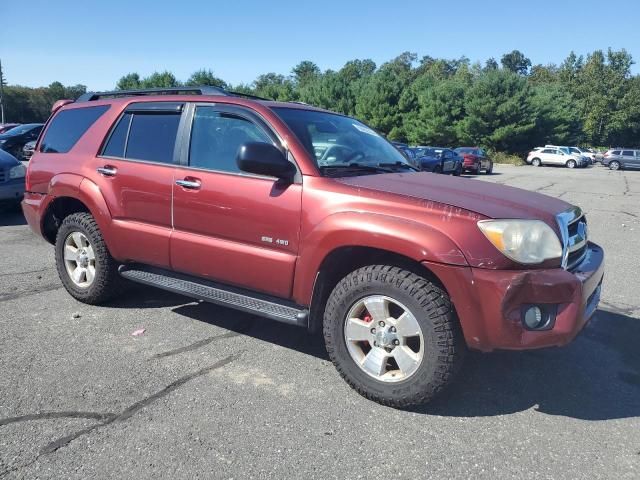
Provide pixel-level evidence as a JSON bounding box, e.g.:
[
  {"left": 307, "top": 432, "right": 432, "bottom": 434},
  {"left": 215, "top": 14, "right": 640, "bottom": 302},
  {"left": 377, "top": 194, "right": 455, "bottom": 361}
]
[
  {"left": 0, "top": 123, "right": 44, "bottom": 160},
  {"left": 414, "top": 146, "right": 462, "bottom": 175}
]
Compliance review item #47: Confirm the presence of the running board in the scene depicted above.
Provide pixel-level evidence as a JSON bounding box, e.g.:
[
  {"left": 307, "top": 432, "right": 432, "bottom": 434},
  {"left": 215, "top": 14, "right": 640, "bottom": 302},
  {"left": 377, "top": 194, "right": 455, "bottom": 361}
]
[{"left": 119, "top": 265, "right": 309, "bottom": 327}]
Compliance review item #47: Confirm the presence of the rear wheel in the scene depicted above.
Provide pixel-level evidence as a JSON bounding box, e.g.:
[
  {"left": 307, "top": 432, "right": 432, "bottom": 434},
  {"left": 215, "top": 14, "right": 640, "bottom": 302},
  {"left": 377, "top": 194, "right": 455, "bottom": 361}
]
[
  {"left": 609, "top": 161, "right": 621, "bottom": 171},
  {"left": 433, "top": 166, "right": 442, "bottom": 174},
  {"left": 566, "top": 159, "right": 577, "bottom": 169},
  {"left": 531, "top": 158, "right": 541, "bottom": 167},
  {"left": 323, "top": 265, "right": 464, "bottom": 407},
  {"left": 55, "top": 212, "right": 124, "bottom": 304},
  {"left": 485, "top": 162, "right": 493, "bottom": 174}
]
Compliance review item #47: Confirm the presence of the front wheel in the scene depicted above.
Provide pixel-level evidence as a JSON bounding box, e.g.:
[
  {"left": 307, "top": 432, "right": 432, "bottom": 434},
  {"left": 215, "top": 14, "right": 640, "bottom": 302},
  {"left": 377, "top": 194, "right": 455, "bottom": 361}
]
[
  {"left": 485, "top": 162, "right": 493, "bottom": 174},
  {"left": 531, "top": 158, "right": 541, "bottom": 167},
  {"left": 323, "top": 265, "right": 464, "bottom": 407},
  {"left": 55, "top": 212, "right": 124, "bottom": 304},
  {"left": 566, "top": 159, "right": 577, "bottom": 169},
  {"left": 609, "top": 161, "right": 621, "bottom": 171}
]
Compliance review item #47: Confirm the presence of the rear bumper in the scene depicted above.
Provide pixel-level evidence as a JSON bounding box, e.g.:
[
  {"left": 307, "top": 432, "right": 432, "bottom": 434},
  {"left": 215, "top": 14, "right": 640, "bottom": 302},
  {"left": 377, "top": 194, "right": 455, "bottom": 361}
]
[
  {"left": 21, "top": 191, "right": 46, "bottom": 237},
  {"left": 424, "top": 242, "right": 605, "bottom": 352}
]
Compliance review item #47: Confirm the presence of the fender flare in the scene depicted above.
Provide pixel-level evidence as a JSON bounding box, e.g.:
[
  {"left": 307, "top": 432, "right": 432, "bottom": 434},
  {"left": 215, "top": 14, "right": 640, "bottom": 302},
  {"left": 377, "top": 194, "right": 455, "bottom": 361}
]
[{"left": 292, "top": 211, "right": 468, "bottom": 304}]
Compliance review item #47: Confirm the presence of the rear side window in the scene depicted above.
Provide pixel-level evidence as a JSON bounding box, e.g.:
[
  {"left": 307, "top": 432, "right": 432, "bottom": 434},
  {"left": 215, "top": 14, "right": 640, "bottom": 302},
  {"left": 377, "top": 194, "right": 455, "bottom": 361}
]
[
  {"left": 622, "top": 150, "right": 634, "bottom": 156},
  {"left": 102, "top": 111, "right": 180, "bottom": 164},
  {"left": 612, "top": 150, "right": 621, "bottom": 155},
  {"left": 40, "top": 105, "right": 109, "bottom": 153}
]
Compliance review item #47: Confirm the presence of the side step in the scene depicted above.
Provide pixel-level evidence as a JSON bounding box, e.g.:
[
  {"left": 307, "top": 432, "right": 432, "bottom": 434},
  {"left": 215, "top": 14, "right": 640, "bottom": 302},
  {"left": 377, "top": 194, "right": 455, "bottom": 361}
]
[{"left": 119, "top": 265, "right": 309, "bottom": 327}]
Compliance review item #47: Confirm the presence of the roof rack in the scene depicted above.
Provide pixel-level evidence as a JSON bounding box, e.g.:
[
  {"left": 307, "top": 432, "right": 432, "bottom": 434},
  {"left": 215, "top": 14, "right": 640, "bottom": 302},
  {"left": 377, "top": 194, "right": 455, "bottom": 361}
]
[{"left": 76, "top": 86, "right": 269, "bottom": 102}]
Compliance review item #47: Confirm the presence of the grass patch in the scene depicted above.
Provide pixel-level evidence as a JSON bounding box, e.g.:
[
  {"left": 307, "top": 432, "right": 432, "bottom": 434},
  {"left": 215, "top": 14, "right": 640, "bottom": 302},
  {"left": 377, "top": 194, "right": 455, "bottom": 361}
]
[{"left": 491, "top": 151, "right": 526, "bottom": 166}]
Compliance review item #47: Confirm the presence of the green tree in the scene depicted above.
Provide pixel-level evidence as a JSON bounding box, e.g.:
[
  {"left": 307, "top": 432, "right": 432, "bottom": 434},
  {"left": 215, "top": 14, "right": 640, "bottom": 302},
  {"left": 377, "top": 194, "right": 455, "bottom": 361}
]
[
  {"left": 292, "top": 61, "right": 320, "bottom": 88},
  {"left": 140, "top": 71, "right": 179, "bottom": 88},
  {"left": 458, "top": 69, "right": 536, "bottom": 153},
  {"left": 501, "top": 50, "right": 532, "bottom": 75},
  {"left": 185, "top": 69, "right": 227, "bottom": 88},
  {"left": 116, "top": 73, "right": 141, "bottom": 90}
]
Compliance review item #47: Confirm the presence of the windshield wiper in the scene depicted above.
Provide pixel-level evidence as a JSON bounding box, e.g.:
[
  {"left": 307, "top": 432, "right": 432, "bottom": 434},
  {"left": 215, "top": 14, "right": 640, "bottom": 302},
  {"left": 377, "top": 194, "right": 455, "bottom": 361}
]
[
  {"left": 377, "top": 161, "right": 420, "bottom": 172},
  {"left": 319, "top": 163, "right": 395, "bottom": 174}
]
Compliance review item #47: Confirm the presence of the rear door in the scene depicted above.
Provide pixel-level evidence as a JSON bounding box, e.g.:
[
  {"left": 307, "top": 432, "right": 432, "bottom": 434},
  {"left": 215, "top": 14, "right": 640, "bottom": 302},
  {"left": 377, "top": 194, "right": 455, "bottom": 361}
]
[
  {"left": 621, "top": 150, "right": 635, "bottom": 168},
  {"left": 94, "top": 102, "right": 184, "bottom": 267},
  {"left": 171, "top": 103, "right": 302, "bottom": 298}
]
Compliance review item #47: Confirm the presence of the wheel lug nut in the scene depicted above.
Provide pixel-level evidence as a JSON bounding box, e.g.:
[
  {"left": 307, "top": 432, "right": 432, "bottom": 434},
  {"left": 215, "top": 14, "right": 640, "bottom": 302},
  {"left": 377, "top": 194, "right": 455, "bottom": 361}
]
[
  {"left": 379, "top": 321, "right": 385, "bottom": 327},
  {"left": 393, "top": 339, "right": 400, "bottom": 345},
  {"left": 370, "top": 328, "right": 376, "bottom": 334},
  {"left": 373, "top": 341, "right": 377, "bottom": 346},
  {"left": 390, "top": 326, "right": 396, "bottom": 333}
]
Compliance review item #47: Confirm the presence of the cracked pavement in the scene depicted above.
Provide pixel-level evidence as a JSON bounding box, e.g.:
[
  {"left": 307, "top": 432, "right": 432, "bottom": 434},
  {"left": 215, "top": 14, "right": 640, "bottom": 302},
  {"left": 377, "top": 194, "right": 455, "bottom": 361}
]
[{"left": 0, "top": 164, "right": 639, "bottom": 479}]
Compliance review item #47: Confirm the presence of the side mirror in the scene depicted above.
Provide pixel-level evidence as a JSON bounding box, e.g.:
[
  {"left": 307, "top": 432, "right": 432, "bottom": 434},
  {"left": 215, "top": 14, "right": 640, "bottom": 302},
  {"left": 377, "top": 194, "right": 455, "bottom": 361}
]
[{"left": 237, "top": 142, "right": 296, "bottom": 182}]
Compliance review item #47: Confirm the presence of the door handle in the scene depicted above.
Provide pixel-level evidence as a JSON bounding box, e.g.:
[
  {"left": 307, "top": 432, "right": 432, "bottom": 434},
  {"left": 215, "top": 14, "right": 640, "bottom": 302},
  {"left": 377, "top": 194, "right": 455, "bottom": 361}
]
[
  {"left": 175, "top": 179, "right": 201, "bottom": 190},
  {"left": 97, "top": 166, "right": 117, "bottom": 177}
]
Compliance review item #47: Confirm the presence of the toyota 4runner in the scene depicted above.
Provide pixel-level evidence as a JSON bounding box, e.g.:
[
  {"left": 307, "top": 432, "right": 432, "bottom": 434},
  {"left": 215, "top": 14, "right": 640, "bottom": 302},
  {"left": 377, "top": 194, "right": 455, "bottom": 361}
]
[{"left": 23, "top": 87, "right": 605, "bottom": 407}]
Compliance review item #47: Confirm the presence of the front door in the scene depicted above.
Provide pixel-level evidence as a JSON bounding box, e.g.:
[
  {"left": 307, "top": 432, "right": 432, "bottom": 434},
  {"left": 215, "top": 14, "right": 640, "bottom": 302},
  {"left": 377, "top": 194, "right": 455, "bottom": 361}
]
[
  {"left": 171, "top": 104, "right": 302, "bottom": 299},
  {"left": 92, "top": 102, "right": 183, "bottom": 267}
]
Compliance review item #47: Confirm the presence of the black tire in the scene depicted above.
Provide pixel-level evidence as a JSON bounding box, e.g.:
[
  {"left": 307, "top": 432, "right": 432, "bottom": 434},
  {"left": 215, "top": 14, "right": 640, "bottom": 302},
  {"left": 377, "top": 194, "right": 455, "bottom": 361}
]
[
  {"left": 323, "top": 265, "right": 464, "bottom": 407},
  {"left": 609, "top": 161, "right": 621, "bottom": 171},
  {"left": 433, "top": 166, "right": 442, "bottom": 174},
  {"left": 453, "top": 166, "right": 461, "bottom": 176},
  {"left": 531, "top": 158, "right": 541, "bottom": 167},
  {"left": 55, "top": 212, "right": 123, "bottom": 305},
  {"left": 566, "top": 159, "right": 577, "bottom": 169},
  {"left": 485, "top": 162, "right": 493, "bottom": 174}
]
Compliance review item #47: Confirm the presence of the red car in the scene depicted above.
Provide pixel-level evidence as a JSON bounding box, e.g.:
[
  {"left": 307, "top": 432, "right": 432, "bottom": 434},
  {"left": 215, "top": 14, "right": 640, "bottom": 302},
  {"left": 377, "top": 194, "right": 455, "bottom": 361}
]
[
  {"left": 455, "top": 146, "right": 493, "bottom": 174},
  {"left": 23, "top": 87, "right": 604, "bottom": 407}
]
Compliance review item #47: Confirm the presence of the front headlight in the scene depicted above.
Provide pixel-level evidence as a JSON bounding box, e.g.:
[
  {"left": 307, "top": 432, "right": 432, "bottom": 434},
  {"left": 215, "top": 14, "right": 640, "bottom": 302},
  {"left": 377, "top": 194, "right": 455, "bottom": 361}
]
[
  {"left": 477, "top": 219, "right": 562, "bottom": 264},
  {"left": 9, "top": 164, "right": 26, "bottom": 179}
]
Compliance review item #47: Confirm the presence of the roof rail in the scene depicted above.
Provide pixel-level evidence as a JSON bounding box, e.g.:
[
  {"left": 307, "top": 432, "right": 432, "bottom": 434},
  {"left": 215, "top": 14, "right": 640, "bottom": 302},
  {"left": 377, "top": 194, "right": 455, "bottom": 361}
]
[{"left": 76, "top": 86, "right": 270, "bottom": 102}]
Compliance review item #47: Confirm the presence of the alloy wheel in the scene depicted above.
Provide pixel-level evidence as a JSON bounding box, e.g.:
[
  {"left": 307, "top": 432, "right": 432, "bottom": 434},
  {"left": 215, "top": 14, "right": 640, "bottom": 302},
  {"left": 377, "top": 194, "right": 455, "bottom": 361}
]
[
  {"left": 63, "top": 232, "right": 96, "bottom": 288},
  {"left": 343, "top": 295, "right": 424, "bottom": 383}
]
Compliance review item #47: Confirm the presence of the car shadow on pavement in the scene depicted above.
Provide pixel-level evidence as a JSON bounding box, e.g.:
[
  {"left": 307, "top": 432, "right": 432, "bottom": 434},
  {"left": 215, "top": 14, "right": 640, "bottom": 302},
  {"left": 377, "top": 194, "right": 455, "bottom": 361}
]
[
  {"left": 110, "top": 287, "right": 639, "bottom": 420},
  {"left": 172, "top": 300, "right": 330, "bottom": 361},
  {"left": 0, "top": 207, "right": 26, "bottom": 226},
  {"left": 416, "top": 308, "right": 640, "bottom": 421}
]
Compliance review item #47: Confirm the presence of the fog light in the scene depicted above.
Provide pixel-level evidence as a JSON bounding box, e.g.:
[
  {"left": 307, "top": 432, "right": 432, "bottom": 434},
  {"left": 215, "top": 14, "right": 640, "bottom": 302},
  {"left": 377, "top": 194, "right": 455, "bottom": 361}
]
[{"left": 523, "top": 306, "right": 543, "bottom": 329}]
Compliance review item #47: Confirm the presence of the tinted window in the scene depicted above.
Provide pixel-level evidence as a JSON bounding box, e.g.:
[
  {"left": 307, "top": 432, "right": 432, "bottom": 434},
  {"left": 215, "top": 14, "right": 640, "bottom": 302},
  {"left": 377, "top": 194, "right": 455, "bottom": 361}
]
[
  {"left": 102, "top": 113, "right": 132, "bottom": 158},
  {"left": 542, "top": 149, "right": 555, "bottom": 154},
  {"left": 622, "top": 150, "right": 634, "bottom": 156},
  {"left": 612, "top": 150, "right": 621, "bottom": 155},
  {"left": 103, "top": 112, "right": 180, "bottom": 163},
  {"left": 40, "top": 107, "right": 108, "bottom": 153},
  {"left": 189, "top": 107, "right": 272, "bottom": 173}
]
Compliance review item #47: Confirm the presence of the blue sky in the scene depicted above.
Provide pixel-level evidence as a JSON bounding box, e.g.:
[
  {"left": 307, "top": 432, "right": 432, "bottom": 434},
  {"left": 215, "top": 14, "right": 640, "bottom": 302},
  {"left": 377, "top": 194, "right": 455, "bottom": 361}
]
[{"left": 2, "top": 0, "right": 638, "bottom": 90}]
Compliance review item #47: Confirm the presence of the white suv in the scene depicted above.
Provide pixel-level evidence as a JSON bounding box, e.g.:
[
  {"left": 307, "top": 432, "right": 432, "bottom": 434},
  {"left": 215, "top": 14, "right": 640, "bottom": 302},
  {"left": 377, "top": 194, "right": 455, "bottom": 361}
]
[{"left": 527, "top": 147, "right": 586, "bottom": 168}]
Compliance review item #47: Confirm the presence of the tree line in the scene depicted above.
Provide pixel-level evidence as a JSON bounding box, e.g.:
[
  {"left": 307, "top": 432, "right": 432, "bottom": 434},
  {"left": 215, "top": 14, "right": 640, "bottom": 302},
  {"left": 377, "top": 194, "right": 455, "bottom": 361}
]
[{"left": 2, "top": 49, "right": 639, "bottom": 154}]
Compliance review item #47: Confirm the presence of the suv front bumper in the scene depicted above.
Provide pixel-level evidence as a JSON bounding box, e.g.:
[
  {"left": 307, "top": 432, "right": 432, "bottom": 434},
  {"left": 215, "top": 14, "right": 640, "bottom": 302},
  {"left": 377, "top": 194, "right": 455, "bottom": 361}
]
[{"left": 424, "top": 242, "right": 605, "bottom": 352}]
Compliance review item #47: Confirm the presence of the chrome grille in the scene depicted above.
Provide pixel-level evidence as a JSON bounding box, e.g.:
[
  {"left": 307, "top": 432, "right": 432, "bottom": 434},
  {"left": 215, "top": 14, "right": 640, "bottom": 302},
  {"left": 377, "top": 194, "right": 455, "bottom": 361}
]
[{"left": 556, "top": 207, "right": 588, "bottom": 270}]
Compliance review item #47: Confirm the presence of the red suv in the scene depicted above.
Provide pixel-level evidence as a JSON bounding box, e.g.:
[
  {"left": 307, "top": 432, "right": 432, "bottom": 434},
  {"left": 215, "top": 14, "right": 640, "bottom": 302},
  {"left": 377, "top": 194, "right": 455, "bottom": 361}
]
[{"left": 23, "top": 87, "right": 604, "bottom": 407}]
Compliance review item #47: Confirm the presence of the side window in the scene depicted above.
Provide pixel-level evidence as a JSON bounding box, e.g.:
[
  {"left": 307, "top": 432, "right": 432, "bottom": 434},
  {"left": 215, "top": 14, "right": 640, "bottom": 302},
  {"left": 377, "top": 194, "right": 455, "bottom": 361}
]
[
  {"left": 189, "top": 106, "right": 272, "bottom": 173},
  {"left": 542, "top": 149, "right": 554, "bottom": 154},
  {"left": 40, "top": 105, "right": 109, "bottom": 153},
  {"left": 612, "top": 150, "right": 621, "bottom": 155},
  {"left": 102, "top": 111, "right": 180, "bottom": 164},
  {"left": 622, "top": 150, "right": 634, "bottom": 157}
]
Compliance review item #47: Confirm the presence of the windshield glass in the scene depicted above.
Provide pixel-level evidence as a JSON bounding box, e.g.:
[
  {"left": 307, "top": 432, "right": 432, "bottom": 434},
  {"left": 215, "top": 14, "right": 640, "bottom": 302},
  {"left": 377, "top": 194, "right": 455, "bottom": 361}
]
[
  {"left": 454, "top": 147, "right": 478, "bottom": 155},
  {"left": 3, "top": 124, "right": 37, "bottom": 136},
  {"left": 272, "top": 108, "right": 411, "bottom": 172}
]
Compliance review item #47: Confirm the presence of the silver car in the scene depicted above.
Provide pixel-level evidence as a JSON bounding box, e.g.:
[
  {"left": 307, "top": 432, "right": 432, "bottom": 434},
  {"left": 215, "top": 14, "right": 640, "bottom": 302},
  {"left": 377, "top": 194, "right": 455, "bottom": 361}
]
[{"left": 602, "top": 149, "right": 640, "bottom": 170}]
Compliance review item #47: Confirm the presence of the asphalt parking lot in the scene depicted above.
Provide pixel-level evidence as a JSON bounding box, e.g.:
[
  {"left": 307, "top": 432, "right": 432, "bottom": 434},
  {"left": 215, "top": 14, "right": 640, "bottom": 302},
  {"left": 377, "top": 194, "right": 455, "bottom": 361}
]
[{"left": 0, "top": 164, "right": 638, "bottom": 479}]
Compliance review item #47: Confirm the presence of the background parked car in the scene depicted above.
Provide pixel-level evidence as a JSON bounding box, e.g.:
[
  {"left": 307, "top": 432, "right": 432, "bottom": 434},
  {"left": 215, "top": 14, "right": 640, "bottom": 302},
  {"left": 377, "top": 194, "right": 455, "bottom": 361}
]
[
  {"left": 527, "top": 147, "right": 586, "bottom": 168},
  {"left": 0, "top": 148, "right": 26, "bottom": 208},
  {"left": 22, "top": 140, "right": 36, "bottom": 161},
  {"left": 602, "top": 149, "right": 640, "bottom": 170},
  {"left": 0, "top": 123, "right": 21, "bottom": 134},
  {"left": 454, "top": 147, "right": 493, "bottom": 174},
  {"left": 0, "top": 123, "right": 43, "bottom": 160},
  {"left": 568, "top": 146, "right": 596, "bottom": 164},
  {"left": 416, "top": 147, "right": 462, "bottom": 175}
]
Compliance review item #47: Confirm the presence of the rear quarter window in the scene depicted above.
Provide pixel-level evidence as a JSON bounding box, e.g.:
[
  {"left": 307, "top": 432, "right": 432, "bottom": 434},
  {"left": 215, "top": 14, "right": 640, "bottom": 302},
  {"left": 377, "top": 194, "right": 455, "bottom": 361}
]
[{"left": 40, "top": 105, "right": 110, "bottom": 153}]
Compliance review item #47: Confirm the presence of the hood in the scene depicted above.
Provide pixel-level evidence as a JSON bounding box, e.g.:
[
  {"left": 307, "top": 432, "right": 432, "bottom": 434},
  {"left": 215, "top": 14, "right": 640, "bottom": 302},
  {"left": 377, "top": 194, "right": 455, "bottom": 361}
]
[
  {"left": 336, "top": 172, "right": 571, "bottom": 225},
  {"left": 0, "top": 148, "right": 20, "bottom": 167}
]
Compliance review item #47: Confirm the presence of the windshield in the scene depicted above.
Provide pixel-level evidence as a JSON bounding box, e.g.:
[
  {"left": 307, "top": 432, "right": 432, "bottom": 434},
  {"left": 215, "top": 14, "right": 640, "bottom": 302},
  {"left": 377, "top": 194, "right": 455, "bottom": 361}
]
[
  {"left": 3, "top": 124, "right": 38, "bottom": 136},
  {"left": 416, "top": 147, "right": 442, "bottom": 157},
  {"left": 272, "top": 108, "right": 411, "bottom": 173},
  {"left": 454, "top": 147, "right": 478, "bottom": 155}
]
